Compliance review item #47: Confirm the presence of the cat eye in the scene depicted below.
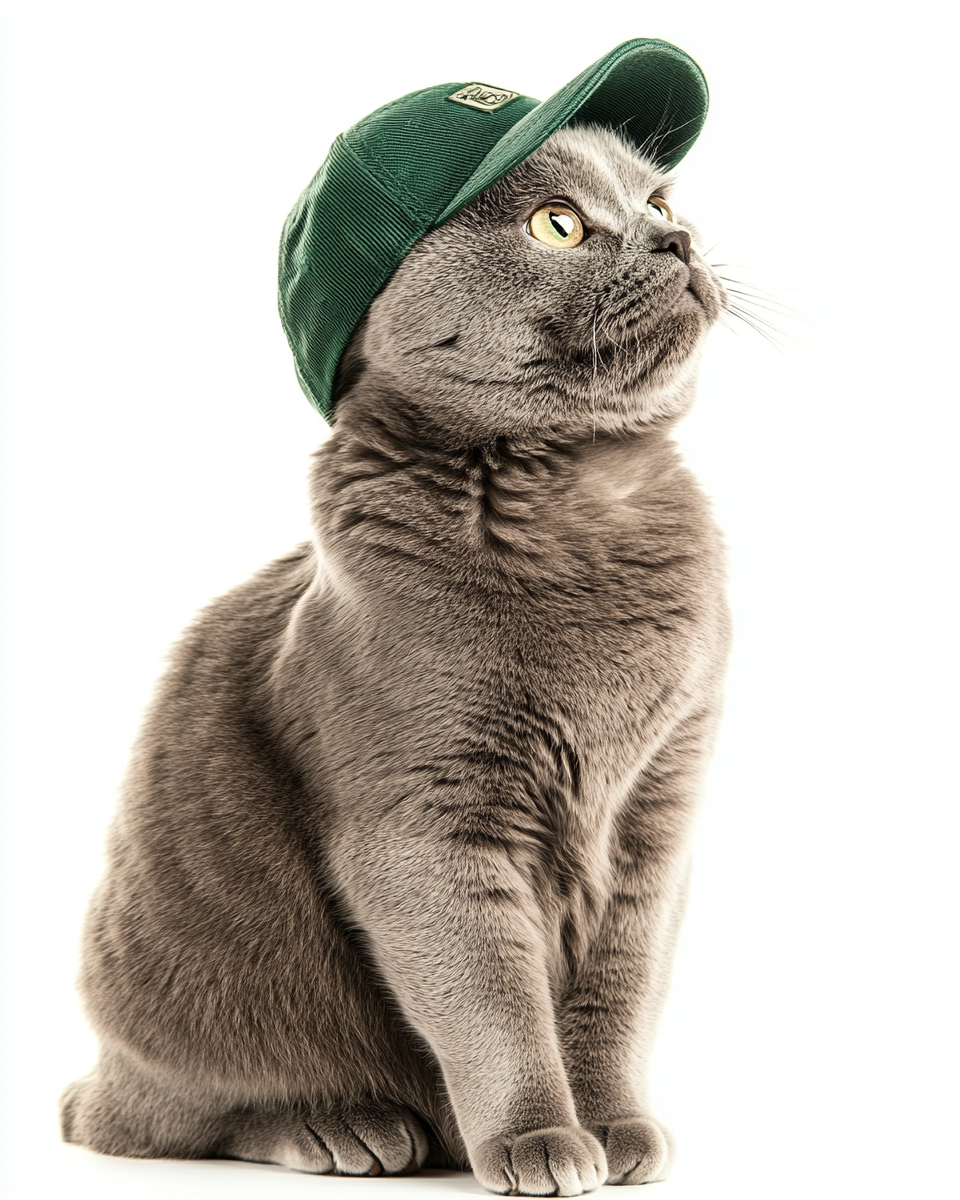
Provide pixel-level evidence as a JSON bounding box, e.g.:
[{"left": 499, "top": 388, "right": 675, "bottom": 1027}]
[
  {"left": 526, "top": 202, "right": 586, "bottom": 249},
  {"left": 646, "top": 196, "right": 674, "bottom": 222}
]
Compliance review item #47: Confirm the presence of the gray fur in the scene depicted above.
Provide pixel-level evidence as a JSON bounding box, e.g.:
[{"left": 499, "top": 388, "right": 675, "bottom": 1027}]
[{"left": 61, "top": 125, "right": 730, "bottom": 1196}]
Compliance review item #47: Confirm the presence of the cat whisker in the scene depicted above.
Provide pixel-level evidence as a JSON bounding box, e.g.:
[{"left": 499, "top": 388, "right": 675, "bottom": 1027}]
[
  {"left": 722, "top": 293, "right": 788, "bottom": 330},
  {"left": 710, "top": 266, "right": 809, "bottom": 316},
  {"left": 726, "top": 303, "right": 787, "bottom": 340},
  {"left": 700, "top": 235, "right": 730, "bottom": 259},
  {"left": 594, "top": 309, "right": 629, "bottom": 356},
  {"left": 717, "top": 276, "right": 807, "bottom": 311},
  {"left": 722, "top": 303, "right": 797, "bottom": 360},
  {"left": 723, "top": 285, "right": 810, "bottom": 342},
  {"left": 630, "top": 109, "right": 705, "bottom": 168},
  {"left": 710, "top": 265, "right": 814, "bottom": 359},
  {"left": 721, "top": 286, "right": 810, "bottom": 325}
]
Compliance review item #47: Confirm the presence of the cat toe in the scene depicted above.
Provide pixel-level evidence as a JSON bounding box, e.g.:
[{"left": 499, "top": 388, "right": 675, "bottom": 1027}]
[
  {"left": 473, "top": 1125, "right": 606, "bottom": 1196},
  {"left": 587, "top": 1116, "right": 673, "bottom": 1185}
]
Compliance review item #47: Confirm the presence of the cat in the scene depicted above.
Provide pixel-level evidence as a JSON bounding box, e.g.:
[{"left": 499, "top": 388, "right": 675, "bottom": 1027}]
[{"left": 60, "top": 124, "right": 730, "bottom": 1197}]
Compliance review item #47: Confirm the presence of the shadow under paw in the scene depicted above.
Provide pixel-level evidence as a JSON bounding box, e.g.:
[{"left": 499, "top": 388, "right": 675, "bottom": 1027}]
[
  {"left": 586, "top": 1116, "right": 673, "bottom": 1185},
  {"left": 473, "top": 1125, "right": 606, "bottom": 1196}
]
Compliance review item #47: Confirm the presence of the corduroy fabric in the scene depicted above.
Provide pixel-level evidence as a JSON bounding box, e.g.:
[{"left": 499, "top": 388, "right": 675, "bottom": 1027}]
[
  {"left": 436, "top": 40, "right": 708, "bottom": 223},
  {"left": 278, "top": 38, "right": 708, "bottom": 423},
  {"left": 279, "top": 137, "right": 424, "bottom": 417}
]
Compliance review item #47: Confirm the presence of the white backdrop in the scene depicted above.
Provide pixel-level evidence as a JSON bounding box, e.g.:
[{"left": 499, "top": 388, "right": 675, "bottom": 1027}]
[{"left": 1, "top": 2, "right": 957, "bottom": 1198}]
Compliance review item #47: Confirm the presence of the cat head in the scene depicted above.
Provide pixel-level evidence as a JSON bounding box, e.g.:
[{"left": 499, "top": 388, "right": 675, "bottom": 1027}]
[{"left": 336, "top": 125, "right": 725, "bottom": 446}]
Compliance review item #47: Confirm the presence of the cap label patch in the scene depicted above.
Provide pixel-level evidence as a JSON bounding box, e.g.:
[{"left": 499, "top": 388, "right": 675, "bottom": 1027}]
[{"left": 448, "top": 84, "right": 520, "bottom": 112}]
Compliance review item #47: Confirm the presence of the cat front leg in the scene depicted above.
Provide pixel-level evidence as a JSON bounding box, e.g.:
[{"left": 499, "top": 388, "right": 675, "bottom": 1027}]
[
  {"left": 558, "top": 868, "right": 686, "bottom": 1186},
  {"left": 558, "top": 711, "right": 717, "bottom": 1185},
  {"left": 332, "top": 820, "right": 607, "bottom": 1197}
]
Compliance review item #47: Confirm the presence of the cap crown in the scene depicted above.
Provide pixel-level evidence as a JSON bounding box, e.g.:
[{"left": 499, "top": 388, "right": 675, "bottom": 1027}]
[{"left": 349, "top": 85, "right": 541, "bottom": 230}]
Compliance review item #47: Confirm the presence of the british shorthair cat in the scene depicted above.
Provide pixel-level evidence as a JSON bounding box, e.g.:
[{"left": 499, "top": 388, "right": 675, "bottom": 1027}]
[{"left": 61, "top": 124, "right": 729, "bottom": 1196}]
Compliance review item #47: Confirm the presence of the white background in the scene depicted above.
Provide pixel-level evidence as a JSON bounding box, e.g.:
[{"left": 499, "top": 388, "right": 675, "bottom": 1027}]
[{"left": 1, "top": 2, "right": 957, "bottom": 1198}]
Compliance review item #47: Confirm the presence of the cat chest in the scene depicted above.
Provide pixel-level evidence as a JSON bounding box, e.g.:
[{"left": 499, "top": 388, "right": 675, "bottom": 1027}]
[
  {"left": 330, "top": 539, "right": 722, "bottom": 776},
  {"left": 477, "top": 549, "right": 718, "bottom": 714}
]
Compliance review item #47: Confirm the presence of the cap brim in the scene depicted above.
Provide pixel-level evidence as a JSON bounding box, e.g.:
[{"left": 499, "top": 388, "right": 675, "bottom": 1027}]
[{"left": 436, "top": 38, "right": 708, "bottom": 226}]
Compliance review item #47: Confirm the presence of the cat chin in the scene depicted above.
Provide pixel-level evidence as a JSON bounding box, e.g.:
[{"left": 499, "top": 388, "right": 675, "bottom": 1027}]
[
  {"left": 596, "top": 352, "right": 703, "bottom": 428},
  {"left": 587, "top": 323, "right": 706, "bottom": 408}
]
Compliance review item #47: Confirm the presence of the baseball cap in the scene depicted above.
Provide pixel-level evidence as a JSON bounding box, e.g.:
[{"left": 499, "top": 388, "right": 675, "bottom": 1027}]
[{"left": 278, "top": 38, "right": 708, "bottom": 422}]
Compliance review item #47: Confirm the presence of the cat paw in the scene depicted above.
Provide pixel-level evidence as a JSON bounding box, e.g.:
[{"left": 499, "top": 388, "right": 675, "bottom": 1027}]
[
  {"left": 585, "top": 1116, "right": 673, "bottom": 1185},
  {"left": 472, "top": 1126, "right": 606, "bottom": 1196},
  {"left": 229, "top": 1100, "right": 429, "bottom": 1176}
]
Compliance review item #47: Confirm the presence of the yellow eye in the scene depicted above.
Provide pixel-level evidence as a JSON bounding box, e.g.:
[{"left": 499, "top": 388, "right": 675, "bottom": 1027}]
[
  {"left": 646, "top": 196, "right": 674, "bottom": 222},
  {"left": 527, "top": 203, "right": 585, "bottom": 248}
]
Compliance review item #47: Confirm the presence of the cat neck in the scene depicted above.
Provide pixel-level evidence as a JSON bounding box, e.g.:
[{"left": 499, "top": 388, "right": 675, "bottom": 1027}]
[
  {"left": 310, "top": 381, "right": 704, "bottom": 583},
  {"left": 326, "top": 376, "right": 682, "bottom": 470}
]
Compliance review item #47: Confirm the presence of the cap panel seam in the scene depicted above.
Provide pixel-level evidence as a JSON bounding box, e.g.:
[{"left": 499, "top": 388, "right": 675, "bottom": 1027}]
[{"left": 341, "top": 130, "right": 434, "bottom": 228}]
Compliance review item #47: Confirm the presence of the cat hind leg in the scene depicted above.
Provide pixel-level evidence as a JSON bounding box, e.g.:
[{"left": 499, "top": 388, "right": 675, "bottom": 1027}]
[
  {"left": 61, "top": 1050, "right": 429, "bottom": 1176},
  {"left": 223, "top": 1100, "right": 429, "bottom": 1175},
  {"left": 59, "top": 1060, "right": 226, "bottom": 1160}
]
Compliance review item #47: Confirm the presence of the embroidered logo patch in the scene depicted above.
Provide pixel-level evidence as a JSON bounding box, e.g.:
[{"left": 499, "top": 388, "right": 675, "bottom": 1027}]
[{"left": 448, "top": 84, "right": 520, "bottom": 112}]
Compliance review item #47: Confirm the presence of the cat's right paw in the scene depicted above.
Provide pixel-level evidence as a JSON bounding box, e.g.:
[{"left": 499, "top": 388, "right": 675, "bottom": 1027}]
[{"left": 472, "top": 1126, "right": 607, "bottom": 1196}]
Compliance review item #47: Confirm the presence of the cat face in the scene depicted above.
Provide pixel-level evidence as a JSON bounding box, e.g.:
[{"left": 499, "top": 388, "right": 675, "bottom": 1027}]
[{"left": 345, "top": 125, "right": 725, "bottom": 442}]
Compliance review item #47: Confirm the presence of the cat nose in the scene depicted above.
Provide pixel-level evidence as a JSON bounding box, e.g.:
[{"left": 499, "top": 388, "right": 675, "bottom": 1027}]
[{"left": 656, "top": 228, "right": 691, "bottom": 264}]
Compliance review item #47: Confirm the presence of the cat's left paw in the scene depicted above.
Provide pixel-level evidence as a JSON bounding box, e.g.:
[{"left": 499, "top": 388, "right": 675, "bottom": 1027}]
[{"left": 584, "top": 1117, "right": 673, "bottom": 1185}]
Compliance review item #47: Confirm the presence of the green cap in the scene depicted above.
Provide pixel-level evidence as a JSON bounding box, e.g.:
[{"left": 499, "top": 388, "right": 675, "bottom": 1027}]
[{"left": 278, "top": 38, "right": 709, "bottom": 422}]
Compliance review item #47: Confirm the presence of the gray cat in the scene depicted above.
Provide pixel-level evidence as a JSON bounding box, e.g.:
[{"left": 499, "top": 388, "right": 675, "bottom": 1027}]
[{"left": 61, "top": 124, "right": 729, "bottom": 1196}]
